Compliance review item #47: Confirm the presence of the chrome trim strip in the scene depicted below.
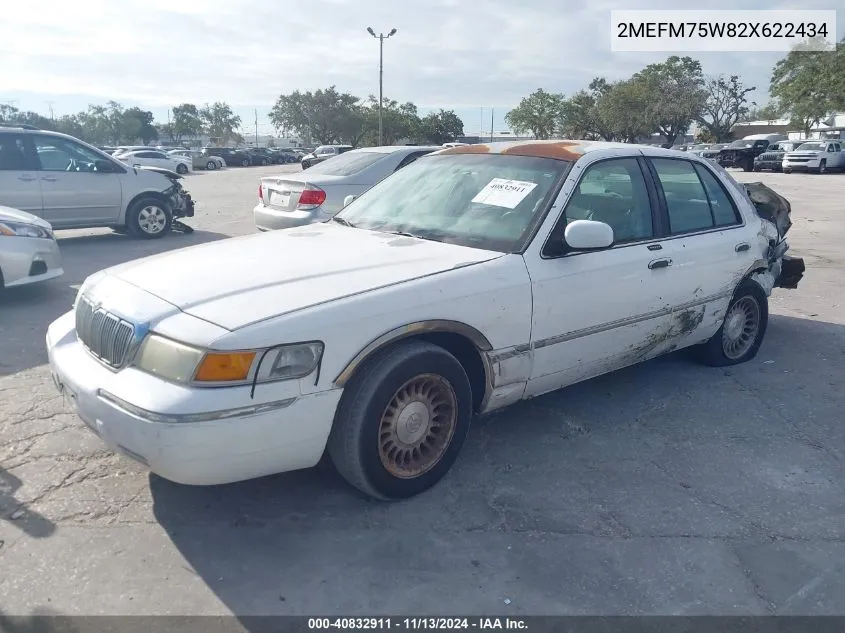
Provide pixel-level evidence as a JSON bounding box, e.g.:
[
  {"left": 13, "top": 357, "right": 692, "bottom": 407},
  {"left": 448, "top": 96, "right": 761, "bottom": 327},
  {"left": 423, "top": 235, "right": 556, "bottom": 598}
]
[
  {"left": 96, "top": 389, "right": 297, "bottom": 424},
  {"left": 533, "top": 291, "right": 730, "bottom": 350}
]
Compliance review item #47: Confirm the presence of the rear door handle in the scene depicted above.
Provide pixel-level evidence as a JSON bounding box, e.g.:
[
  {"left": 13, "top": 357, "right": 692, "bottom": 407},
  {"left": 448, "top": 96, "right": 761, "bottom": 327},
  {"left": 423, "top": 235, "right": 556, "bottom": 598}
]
[
  {"left": 648, "top": 258, "right": 673, "bottom": 270},
  {"left": 735, "top": 243, "right": 750, "bottom": 252},
  {"left": 18, "top": 175, "right": 36, "bottom": 182},
  {"left": 41, "top": 176, "right": 58, "bottom": 182}
]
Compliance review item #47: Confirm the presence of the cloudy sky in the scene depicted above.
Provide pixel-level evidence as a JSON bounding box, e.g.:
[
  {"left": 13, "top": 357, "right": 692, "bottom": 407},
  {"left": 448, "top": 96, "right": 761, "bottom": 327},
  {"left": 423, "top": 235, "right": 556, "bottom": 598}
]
[{"left": 0, "top": 0, "right": 841, "bottom": 135}]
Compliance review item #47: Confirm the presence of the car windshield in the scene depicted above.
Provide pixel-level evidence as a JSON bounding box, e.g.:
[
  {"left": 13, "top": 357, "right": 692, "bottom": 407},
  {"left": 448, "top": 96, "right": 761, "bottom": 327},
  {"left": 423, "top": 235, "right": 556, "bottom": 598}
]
[
  {"left": 315, "top": 147, "right": 335, "bottom": 155},
  {"left": 727, "top": 140, "right": 754, "bottom": 148},
  {"left": 796, "top": 142, "right": 826, "bottom": 151},
  {"left": 334, "top": 153, "right": 570, "bottom": 253},
  {"left": 305, "top": 151, "right": 386, "bottom": 176}
]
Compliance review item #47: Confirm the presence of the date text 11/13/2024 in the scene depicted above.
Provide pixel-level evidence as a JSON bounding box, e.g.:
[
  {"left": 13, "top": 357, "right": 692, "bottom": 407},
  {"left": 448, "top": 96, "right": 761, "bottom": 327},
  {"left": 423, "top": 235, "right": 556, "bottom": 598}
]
[{"left": 307, "top": 618, "right": 528, "bottom": 630}]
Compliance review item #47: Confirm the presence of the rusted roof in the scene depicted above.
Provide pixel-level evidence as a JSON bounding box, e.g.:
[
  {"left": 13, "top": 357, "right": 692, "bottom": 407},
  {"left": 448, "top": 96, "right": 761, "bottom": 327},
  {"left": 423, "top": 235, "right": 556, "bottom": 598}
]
[{"left": 437, "top": 139, "right": 637, "bottom": 160}]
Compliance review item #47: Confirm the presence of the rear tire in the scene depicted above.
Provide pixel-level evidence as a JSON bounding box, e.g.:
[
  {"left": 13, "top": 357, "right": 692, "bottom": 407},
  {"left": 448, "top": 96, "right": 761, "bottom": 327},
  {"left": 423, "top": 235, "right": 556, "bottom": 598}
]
[
  {"left": 241, "top": 158, "right": 250, "bottom": 167},
  {"left": 206, "top": 161, "right": 217, "bottom": 170},
  {"left": 693, "top": 279, "right": 768, "bottom": 367},
  {"left": 126, "top": 197, "right": 172, "bottom": 239},
  {"left": 176, "top": 163, "right": 188, "bottom": 175},
  {"left": 328, "top": 341, "right": 474, "bottom": 501},
  {"left": 742, "top": 158, "right": 754, "bottom": 172}
]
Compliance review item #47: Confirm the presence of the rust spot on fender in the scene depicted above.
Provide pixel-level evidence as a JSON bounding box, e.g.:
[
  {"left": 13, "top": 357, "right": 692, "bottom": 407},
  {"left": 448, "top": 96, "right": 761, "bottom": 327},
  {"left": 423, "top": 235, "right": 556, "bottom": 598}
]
[
  {"left": 439, "top": 144, "right": 491, "bottom": 154},
  {"left": 500, "top": 141, "right": 584, "bottom": 161}
]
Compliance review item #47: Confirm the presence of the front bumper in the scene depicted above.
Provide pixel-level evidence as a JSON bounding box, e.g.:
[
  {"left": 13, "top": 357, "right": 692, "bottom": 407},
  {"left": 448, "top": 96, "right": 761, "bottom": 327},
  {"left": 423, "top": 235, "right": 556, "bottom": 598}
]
[
  {"left": 783, "top": 158, "right": 821, "bottom": 170},
  {"left": 754, "top": 159, "right": 782, "bottom": 171},
  {"left": 46, "top": 311, "right": 342, "bottom": 485},
  {"left": 775, "top": 255, "right": 805, "bottom": 289},
  {"left": 253, "top": 202, "right": 326, "bottom": 231},
  {"left": 0, "top": 236, "right": 63, "bottom": 288}
]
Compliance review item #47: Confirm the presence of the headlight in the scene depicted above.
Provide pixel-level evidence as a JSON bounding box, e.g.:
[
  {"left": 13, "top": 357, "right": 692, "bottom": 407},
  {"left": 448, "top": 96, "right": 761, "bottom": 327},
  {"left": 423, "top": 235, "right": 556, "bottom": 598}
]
[
  {"left": 0, "top": 220, "right": 52, "bottom": 239},
  {"left": 132, "top": 336, "right": 324, "bottom": 386}
]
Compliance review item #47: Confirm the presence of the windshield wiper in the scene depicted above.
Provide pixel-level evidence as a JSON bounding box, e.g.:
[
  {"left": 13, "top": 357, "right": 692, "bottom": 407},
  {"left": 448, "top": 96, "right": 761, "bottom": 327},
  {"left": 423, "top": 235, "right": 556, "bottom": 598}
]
[{"left": 331, "top": 216, "right": 356, "bottom": 228}]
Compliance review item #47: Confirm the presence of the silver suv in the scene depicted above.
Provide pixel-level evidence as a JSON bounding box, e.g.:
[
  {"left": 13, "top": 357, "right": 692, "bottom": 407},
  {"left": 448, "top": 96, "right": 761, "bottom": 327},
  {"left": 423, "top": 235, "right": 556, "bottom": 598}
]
[{"left": 0, "top": 126, "right": 185, "bottom": 238}]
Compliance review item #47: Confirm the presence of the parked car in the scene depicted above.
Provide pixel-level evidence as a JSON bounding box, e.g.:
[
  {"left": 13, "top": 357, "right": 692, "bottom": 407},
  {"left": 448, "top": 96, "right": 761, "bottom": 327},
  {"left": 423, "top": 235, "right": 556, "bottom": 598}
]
[
  {"left": 168, "top": 149, "right": 224, "bottom": 170},
  {"left": 301, "top": 145, "right": 353, "bottom": 169},
  {"left": 0, "top": 205, "right": 63, "bottom": 290},
  {"left": 686, "top": 143, "right": 714, "bottom": 157},
  {"left": 0, "top": 126, "right": 187, "bottom": 238},
  {"left": 700, "top": 143, "right": 728, "bottom": 161},
  {"left": 717, "top": 134, "right": 787, "bottom": 172},
  {"left": 202, "top": 147, "right": 252, "bottom": 167},
  {"left": 118, "top": 149, "right": 192, "bottom": 174},
  {"left": 270, "top": 148, "right": 301, "bottom": 164},
  {"left": 245, "top": 148, "right": 274, "bottom": 166},
  {"left": 782, "top": 140, "right": 845, "bottom": 174},
  {"left": 753, "top": 141, "right": 801, "bottom": 172},
  {"left": 254, "top": 145, "right": 439, "bottom": 231},
  {"left": 47, "top": 140, "right": 804, "bottom": 500}
]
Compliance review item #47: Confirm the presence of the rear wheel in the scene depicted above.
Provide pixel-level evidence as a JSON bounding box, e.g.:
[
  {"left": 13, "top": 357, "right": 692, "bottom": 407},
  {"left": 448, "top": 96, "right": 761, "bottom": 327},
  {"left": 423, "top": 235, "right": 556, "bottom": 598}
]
[
  {"left": 742, "top": 157, "right": 754, "bottom": 172},
  {"left": 328, "top": 341, "right": 473, "bottom": 500},
  {"left": 126, "top": 197, "right": 172, "bottom": 239},
  {"left": 241, "top": 158, "right": 250, "bottom": 167},
  {"left": 694, "top": 279, "right": 768, "bottom": 367},
  {"left": 176, "top": 163, "right": 188, "bottom": 175},
  {"left": 206, "top": 160, "right": 217, "bottom": 170}
]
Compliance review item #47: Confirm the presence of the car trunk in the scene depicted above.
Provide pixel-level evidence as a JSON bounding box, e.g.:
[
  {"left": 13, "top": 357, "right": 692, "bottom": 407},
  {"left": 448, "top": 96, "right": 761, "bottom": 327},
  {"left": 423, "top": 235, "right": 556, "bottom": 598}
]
[{"left": 260, "top": 174, "right": 345, "bottom": 211}]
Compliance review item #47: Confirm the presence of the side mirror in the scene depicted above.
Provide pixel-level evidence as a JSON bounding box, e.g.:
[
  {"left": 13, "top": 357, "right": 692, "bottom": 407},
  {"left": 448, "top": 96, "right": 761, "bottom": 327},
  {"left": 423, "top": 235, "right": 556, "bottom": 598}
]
[
  {"left": 564, "top": 219, "right": 614, "bottom": 251},
  {"left": 343, "top": 194, "right": 357, "bottom": 207},
  {"left": 94, "top": 159, "right": 116, "bottom": 172}
]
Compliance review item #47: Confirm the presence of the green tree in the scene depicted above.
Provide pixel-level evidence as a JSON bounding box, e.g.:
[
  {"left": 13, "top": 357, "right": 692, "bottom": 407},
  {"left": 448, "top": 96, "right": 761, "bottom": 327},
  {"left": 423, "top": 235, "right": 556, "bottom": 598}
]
[
  {"left": 743, "top": 102, "right": 783, "bottom": 122},
  {"left": 505, "top": 88, "right": 564, "bottom": 139},
  {"left": 417, "top": 109, "right": 464, "bottom": 144},
  {"left": 770, "top": 37, "right": 844, "bottom": 134},
  {"left": 163, "top": 103, "right": 203, "bottom": 144},
  {"left": 356, "top": 96, "right": 421, "bottom": 146},
  {"left": 696, "top": 75, "right": 756, "bottom": 142},
  {"left": 633, "top": 55, "right": 707, "bottom": 147},
  {"left": 121, "top": 107, "right": 158, "bottom": 144},
  {"left": 270, "top": 86, "right": 361, "bottom": 145},
  {"left": 199, "top": 101, "right": 242, "bottom": 145},
  {"left": 595, "top": 79, "right": 655, "bottom": 143},
  {"left": 558, "top": 79, "right": 619, "bottom": 141}
]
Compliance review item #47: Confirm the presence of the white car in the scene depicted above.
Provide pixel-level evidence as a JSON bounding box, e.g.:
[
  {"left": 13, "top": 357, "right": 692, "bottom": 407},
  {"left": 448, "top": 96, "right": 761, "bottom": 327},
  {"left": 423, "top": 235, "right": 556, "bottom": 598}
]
[
  {"left": 118, "top": 149, "right": 192, "bottom": 175},
  {"left": 46, "top": 141, "right": 804, "bottom": 500},
  {"left": 0, "top": 205, "right": 63, "bottom": 289},
  {"left": 168, "top": 149, "right": 225, "bottom": 170},
  {"left": 782, "top": 140, "right": 844, "bottom": 174}
]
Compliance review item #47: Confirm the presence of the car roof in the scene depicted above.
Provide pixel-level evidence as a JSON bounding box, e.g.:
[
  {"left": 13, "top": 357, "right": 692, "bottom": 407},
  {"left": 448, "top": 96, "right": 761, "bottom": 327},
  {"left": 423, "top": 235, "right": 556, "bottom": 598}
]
[
  {"left": 436, "top": 139, "right": 694, "bottom": 161},
  {"left": 346, "top": 145, "right": 441, "bottom": 155}
]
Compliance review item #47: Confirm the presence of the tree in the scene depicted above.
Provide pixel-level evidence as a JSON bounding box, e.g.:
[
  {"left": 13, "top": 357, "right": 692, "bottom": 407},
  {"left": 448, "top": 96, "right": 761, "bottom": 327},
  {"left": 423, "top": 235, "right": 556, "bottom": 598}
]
[
  {"left": 199, "top": 101, "right": 242, "bottom": 145},
  {"left": 505, "top": 89, "right": 564, "bottom": 139},
  {"left": 356, "top": 96, "right": 421, "bottom": 146},
  {"left": 270, "top": 86, "right": 361, "bottom": 145},
  {"left": 558, "top": 79, "right": 618, "bottom": 141},
  {"left": 164, "top": 103, "right": 203, "bottom": 144},
  {"left": 770, "top": 37, "right": 844, "bottom": 134},
  {"left": 417, "top": 109, "right": 464, "bottom": 144},
  {"left": 696, "top": 75, "right": 755, "bottom": 142},
  {"left": 121, "top": 107, "right": 158, "bottom": 144},
  {"left": 633, "top": 56, "right": 707, "bottom": 147},
  {"left": 743, "top": 102, "right": 783, "bottom": 122},
  {"left": 594, "top": 79, "right": 655, "bottom": 143}
]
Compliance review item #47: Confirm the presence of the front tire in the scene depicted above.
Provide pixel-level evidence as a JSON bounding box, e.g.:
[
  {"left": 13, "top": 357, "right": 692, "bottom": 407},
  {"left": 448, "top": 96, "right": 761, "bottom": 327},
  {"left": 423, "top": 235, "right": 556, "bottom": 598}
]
[
  {"left": 176, "top": 163, "right": 188, "bottom": 175},
  {"left": 328, "top": 341, "right": 473, "bottom": 501},
  {"left": 783, "top": 167, "right": 792, "bottom": 174},
  {"left": 241, "top": 158, "right": 250, "bottom": 167},
  {"left": 694, "top": 279, "right": 768, "bottom": 367},
  {"left": 126, "top": 198, "right": 172, "bottom": 239},
  {"left": 742, "top": 158, "right": 754, "bottom": 172},
  {"left": 817, "top": 160, "right": 827, "bottom": 174},
  {"left": 206, "top": 160, "right": 217, "bottom": 170}
]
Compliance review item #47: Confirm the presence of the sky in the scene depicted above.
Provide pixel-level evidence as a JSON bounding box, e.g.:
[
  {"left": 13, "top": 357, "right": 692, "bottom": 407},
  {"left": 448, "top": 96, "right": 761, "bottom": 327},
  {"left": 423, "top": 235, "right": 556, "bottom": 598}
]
[{"left": 0, "top": 0, "right": 841, "bottom": 136}]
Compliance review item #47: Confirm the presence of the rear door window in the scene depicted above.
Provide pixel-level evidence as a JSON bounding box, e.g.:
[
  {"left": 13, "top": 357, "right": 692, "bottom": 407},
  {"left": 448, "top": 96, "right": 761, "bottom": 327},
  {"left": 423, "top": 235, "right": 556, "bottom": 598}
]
[{"left": 0, "top": 133, "right": 34, "bottom": 170}]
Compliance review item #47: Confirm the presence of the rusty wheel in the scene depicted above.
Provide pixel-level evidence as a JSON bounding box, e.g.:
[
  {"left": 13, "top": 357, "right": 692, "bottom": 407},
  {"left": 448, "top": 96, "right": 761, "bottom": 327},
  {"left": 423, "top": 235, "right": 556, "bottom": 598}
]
[{"left": 378, "top": 374, "right": 458, "bottom": 479}]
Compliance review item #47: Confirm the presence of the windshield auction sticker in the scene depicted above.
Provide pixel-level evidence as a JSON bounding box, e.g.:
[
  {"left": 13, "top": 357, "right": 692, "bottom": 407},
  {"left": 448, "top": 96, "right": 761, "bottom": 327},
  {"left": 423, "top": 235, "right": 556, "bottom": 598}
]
[{"left": 471, "top": 178, "right": 538, "bottom": 208}]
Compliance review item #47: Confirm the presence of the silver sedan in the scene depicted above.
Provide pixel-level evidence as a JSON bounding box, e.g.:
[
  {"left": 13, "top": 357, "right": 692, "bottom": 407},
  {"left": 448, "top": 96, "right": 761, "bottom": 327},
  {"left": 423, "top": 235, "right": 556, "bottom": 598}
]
[
  {"left": 0, "top": 205, "right": 63, "bottom": 290},
  {"left": 253, "top": 145, "right": 440, "bottom": 231}
]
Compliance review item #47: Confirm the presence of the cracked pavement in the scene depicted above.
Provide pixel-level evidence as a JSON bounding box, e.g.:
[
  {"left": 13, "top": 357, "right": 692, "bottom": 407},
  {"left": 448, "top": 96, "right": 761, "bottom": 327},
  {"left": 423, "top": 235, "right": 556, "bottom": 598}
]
[{"left": 1, "top": 166, "right": 844, "bottom": 616}]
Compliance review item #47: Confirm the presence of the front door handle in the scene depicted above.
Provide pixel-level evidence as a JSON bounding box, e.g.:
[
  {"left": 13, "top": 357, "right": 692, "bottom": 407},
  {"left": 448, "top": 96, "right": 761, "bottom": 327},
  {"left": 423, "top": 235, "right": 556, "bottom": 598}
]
[
  {"left": 41, "top": 176, "right": 58, "bottom": 182},
  {"left": 18, "top": 175, "right": 36, "bottom": 182},
  {"left": 735, "top": 243, "right": 750, "bottom": 252},
  {"left": 648, "top": 258, "right": 673, "bottom": 270}
]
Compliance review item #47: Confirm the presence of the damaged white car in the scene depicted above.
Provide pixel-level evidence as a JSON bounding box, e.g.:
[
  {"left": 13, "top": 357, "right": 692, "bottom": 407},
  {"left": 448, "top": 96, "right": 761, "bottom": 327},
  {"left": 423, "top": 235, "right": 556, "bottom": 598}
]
[{"left": 46, "top": 141, "right": 805, "bottom": 500}]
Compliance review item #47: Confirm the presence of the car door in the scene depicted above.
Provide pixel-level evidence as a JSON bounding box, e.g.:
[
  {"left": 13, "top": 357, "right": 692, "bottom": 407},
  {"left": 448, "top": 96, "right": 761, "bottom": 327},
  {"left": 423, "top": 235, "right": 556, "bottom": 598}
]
[
  {"left": 32, "top": 134, "right": 123, "bottom": 228},
  {"left": 523, "top": 155, "right": 681, "bottom": 399},
  {"left": 642, "top": 156, "right": 754, "bottom": 348},
  {"left": 827, "top": 142, "right": 844, "bottom": 168},
  {"left": 0, "top": 132, "right": 43, "bottom": 216}
]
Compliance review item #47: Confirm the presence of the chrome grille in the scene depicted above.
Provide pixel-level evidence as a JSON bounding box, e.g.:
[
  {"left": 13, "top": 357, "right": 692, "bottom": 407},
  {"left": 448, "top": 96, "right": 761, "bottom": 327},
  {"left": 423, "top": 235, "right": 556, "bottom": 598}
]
[{"left": 75, "top": 298, "right": 135, "bottom": 368}]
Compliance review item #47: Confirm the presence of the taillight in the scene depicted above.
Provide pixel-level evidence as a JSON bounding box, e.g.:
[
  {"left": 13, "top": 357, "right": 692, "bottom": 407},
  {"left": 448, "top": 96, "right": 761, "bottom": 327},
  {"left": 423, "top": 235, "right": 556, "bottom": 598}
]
[
  {"left": 258, "top": 183, "right": 264, "bottom": 202},
  {"left": 297, "top": 185, "right": 326, "bottom": 209}
]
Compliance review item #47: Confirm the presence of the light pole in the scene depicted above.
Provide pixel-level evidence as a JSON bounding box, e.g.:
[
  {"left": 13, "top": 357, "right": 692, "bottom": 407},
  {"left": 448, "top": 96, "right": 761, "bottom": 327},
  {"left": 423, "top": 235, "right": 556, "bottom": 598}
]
[{"left": 367, "top": 26, "right": 397, "bottom": 146}]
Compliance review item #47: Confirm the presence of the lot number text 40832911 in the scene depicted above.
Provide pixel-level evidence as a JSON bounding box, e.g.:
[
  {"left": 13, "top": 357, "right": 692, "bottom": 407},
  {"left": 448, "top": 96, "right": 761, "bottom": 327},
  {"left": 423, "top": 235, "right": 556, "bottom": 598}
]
[{"left": 307, "top": 617, "right": 529, "bottom": 630}]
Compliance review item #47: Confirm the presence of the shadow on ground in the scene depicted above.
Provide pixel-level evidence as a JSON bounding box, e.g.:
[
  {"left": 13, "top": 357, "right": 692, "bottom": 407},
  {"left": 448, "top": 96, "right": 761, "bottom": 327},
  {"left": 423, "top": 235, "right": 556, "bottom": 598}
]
[
  {"left": 0, "top": 229, "right": 229, "bottom": 376},
  {"left": 149, "top": 314, "right": 845, "bottom": 616}
]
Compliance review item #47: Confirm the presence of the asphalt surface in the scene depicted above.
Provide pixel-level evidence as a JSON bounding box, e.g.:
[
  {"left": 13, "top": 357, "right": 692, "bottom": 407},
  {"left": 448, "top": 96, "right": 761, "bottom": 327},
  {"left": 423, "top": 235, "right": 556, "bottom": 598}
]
[{"left": 1, "top": 164, "right": 844, "bottom": 617}]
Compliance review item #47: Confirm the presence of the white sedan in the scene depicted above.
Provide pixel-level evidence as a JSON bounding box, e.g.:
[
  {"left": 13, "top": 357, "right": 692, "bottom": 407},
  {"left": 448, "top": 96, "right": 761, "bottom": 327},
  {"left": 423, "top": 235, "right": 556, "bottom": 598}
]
[
  {"left": 118, "top": 149, "right": 192, "bottom": 175},
  {"left": 46, "top": 141, "right": 804, "bottom": 500},
  {"left": 1, "top": 205, "right": 63, "bottom": 289}
]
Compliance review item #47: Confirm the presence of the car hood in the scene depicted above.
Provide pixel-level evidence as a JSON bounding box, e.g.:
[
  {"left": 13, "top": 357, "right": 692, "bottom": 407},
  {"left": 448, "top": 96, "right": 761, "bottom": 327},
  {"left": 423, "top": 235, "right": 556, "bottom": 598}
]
[
  {"left": 0, "top": 205, "right": 52, "bottom": 229},
  {"left": 102, "top": 222, "right": 503, "bottom": 330},
  {"left": 785, "top": 150, "right": 823, "bottom": 158}
]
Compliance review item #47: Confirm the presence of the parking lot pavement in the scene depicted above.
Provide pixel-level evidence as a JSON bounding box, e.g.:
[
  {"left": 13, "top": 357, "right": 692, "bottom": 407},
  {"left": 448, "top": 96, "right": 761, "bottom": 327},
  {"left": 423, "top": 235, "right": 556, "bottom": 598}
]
[{"left": 1, "top": 167, "right": 844, "bottom": 617}]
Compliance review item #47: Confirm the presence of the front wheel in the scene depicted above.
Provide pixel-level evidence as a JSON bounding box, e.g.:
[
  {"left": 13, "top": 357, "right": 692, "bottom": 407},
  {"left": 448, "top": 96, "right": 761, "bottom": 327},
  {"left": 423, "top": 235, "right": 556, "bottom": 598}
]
[
  {"left": 328, "top": 341, "right": 473, "bottom": 500},
  {"left": 126, "top": 198, "right": 172, "bottom": 239},
  {"left": 783, "top": 167, "right": 792, "bottom": 174},
  {"left": 176, "top": 163, "right": 188, "bottom": 175},
  {"left": 206, "top": 160, "right": 217, "bottom": 170},
  {"left": 694, "top": 279, "right": 768, "bottom": 367},
  {"left": 817, "top": 160, "right": 827, "bottom": 174},
  {"left": 241, "top": 158, "right": 250, "bottom": 167},
  {"left": 742, "top": 158, "right": 754, "bottom": 172}
]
